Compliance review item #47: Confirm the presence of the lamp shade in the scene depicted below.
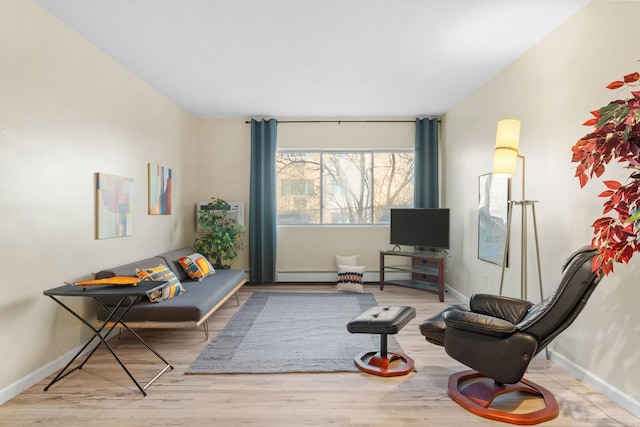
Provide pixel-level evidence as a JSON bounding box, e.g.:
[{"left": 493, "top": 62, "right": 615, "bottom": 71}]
[{"left": 492, "top": 119, "right": 521, "bottom": 177}]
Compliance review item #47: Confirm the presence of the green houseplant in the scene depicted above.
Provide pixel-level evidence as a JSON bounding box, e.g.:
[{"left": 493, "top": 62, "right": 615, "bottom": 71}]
[
  {"left": 194, "top": 198, "right": 244, "bottom": 269},
  {"left": 571, "top": 67, "right": 640, "bottom": 275}
]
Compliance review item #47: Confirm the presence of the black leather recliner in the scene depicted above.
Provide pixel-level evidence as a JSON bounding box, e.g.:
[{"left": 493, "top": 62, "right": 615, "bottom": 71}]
[{"left": 420, "top": 246, "right": 601, "bottom": 425}]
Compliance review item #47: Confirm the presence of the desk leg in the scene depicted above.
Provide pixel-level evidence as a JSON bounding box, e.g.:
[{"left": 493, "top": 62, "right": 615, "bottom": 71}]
[
  {"left": 93, "top": 298, "right": 174, "bottom": 390},
  {"left": 44, "top": 295, "right": 129, "bottom": 391},
  {"left": 45, "top": 295, "right": 172, "bottom": 396}
]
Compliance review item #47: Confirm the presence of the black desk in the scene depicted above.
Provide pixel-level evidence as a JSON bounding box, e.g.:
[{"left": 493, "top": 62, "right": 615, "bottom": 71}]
[{"left": 43, "top": 281, "right": 173, "bottom": 396}]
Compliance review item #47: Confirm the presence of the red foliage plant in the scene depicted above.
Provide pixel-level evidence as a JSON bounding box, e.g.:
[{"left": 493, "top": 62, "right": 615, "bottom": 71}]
[{"left": 571, "top": 68, "right": 640, "bottom": 275}]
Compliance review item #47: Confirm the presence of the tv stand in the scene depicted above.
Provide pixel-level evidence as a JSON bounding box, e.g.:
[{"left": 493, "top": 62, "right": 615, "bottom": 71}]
[{"left": 379, "top": 249, "right": 445, "bottom": 302}]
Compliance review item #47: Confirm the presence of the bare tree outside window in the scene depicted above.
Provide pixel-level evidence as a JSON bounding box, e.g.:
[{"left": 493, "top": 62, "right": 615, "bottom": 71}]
[
  {"left": 373, "top": 152, "right": 414, "bottom": 223},
  {"left": 277, "top": 150, "right": 414, "bottom": 225},
  {"left": 322, "top": 152, "right": 372, "bottom": 224},
  {"left": 277, "top": 152, "right": 320, "bottom": 224}
]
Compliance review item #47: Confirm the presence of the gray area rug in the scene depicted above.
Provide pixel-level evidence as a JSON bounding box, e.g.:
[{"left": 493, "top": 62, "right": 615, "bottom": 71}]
[{"left": 186, "top": 291, "right": 402, "bottom": 374}]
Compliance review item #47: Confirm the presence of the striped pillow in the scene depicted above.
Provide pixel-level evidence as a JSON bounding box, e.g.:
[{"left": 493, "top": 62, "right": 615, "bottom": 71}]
[
  {"left": 136, "top": 264, "right": 185, "bottom": 303},
  {"left": 336, "top": 264, "right": 365, "bottom": 293}
]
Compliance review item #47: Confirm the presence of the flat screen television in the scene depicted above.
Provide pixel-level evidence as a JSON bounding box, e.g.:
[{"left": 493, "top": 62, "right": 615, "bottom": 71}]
[{"left": 390, "top": 208, "right": 450, "bottom": 251}]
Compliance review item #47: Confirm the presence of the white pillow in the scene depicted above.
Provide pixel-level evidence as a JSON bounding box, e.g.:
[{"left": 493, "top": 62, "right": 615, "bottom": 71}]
[
  {"left": 336, "top": 264, "right": 365, "bottom": 293},
  {"left": 335, "top": 254, "right": 359, "bottom": 268}
]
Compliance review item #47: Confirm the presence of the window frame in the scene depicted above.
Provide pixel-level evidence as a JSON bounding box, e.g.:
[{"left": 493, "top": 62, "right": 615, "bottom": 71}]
[{"left": 276, "top": 148, "right": 415, "bottom": 226}]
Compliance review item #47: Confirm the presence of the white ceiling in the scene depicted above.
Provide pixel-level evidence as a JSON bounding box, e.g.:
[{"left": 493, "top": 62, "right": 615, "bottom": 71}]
[{"left": 34, "top": 0, "right": 590, "bottom": 119}]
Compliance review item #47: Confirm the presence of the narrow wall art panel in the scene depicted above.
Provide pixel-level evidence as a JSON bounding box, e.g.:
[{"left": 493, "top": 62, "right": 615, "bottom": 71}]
[
  {"left": 148, "top": 163, "right": 172, "bottom": 215},
  {"left": 95, "top": 172, "right": 134, "bottom": 239},
  {"left": 478, "top": 173, "right": 510, "bottom": 266}
]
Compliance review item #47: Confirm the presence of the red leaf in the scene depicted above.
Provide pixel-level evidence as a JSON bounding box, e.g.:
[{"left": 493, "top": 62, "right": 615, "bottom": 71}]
[
  {"left": 632, "top": 91, "right": 640, "bottom": 100},
  {"left": 624, "top": 72, "right": 640, "bottom": 83},
  {"left": 583, "top": 118, "right": 598, "bottom": 127},
  {"left": 592, "top": 217, "right": 615, "bottom": 228},
  {"left": 598, "top": 190, "right": 614, "bottom": 198},
  {"left": 603, "top": 180, "right": 622, "bottom": 190},
  {"left": 607, "top": 80, "right": 625, "bottom": 90},
  {"left": 579, "top": 173, "right": 588, "bottom": 188}
]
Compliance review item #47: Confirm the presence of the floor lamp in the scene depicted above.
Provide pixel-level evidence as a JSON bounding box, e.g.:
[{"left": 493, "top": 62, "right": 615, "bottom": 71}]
[{"left": 492, "top": 119, "right": 544, "bottom": 301}]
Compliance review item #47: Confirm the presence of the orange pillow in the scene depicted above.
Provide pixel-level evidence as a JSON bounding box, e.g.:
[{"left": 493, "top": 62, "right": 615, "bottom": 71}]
[{"left": 178, "top": 253, "right": 216, "bottom": 281}]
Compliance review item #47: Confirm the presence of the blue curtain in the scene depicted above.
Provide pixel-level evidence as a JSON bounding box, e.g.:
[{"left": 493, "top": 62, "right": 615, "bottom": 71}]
[
  {"left": 414, "top": 118, "right": 439, "bottom": 208},
  {"left": 249, "top": 119, "right": 278, "bottom": 283}
]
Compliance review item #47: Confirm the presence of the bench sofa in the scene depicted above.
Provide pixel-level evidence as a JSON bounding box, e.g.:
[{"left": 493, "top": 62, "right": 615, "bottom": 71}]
[{"left": 95, "top": 247, "right": 247, "bottom": 339}]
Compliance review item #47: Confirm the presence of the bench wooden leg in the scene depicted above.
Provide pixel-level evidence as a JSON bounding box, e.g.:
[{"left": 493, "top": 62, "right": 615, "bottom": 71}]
[{"left": 203, "top": 319, "right": 209, "bottom": 340}]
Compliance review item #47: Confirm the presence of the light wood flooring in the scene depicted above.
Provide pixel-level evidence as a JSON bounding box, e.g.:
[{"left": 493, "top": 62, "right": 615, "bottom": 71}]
[{"left": 1, "top": 284, "right": 637, "bottom": 426}]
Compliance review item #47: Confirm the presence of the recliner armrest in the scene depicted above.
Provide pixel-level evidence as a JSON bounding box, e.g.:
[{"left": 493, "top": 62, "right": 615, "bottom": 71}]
[
  {"left": 470, "top": 294, "right": 534, "bottom": 324},
  {"left": 443, "top": 309, "right": 516, "bottom": 338}
]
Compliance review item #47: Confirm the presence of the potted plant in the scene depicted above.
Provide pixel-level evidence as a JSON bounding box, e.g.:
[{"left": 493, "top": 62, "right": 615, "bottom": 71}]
[
  {"left": 194, "top": 197, "right": 244, "bottom": 269},
  {"left": 571, "top": 67, "right": 640, "bottom": 275}
]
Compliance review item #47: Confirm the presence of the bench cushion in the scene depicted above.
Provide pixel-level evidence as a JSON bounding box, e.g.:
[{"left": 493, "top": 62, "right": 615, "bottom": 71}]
[
  {"left": 96, "top": 256, "right": 167, "bottom": 279},
  {"left": 96, "top": 269, "right": 245, "bottom": 322}
]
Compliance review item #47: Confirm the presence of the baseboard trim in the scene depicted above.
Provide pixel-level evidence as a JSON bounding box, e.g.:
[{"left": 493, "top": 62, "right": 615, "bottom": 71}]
[
  {"left": 0, "top": 332, "right": 112, "bottom": 406},
  {"left": 443, "top": 284, "right": 469, "bottom": 304},
  {"left": 549, "top": 349, "right": 640, "bottom": 418}
]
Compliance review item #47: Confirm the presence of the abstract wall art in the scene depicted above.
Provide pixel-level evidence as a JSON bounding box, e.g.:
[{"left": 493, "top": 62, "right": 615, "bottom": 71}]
[
  {"left": 148, "top": 163, "right": 172, "bottom": 215},
  {"left": 96, "top": 172, "right": 134, "bottom": 239}
]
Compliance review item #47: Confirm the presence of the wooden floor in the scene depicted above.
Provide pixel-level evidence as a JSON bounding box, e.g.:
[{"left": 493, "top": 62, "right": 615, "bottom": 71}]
[{"left": 1, "top": 284, "right": 637, "bottom": 426}]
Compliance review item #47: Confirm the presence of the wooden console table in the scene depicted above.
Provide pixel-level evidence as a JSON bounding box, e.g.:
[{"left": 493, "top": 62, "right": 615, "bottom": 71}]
[{"left": 379, "top": 249, "right": 446, "bottom": 302}]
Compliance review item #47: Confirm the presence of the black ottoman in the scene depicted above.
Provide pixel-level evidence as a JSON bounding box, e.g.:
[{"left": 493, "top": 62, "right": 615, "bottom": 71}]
[{"left": 346, "top": 306, "right": 416, "bottom": 377}]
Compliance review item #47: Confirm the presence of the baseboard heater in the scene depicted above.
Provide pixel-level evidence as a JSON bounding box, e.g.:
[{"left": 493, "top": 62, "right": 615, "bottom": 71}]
[{"left": 276, "top": 271, "right": 410, "bottom": 283}]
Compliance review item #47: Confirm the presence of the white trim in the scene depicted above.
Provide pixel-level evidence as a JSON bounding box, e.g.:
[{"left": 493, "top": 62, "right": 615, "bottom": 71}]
[
  {"left": 549, "top": 349, "right": 640, "bottom": 418},
  {"left": 444, "top": 284, "right": 469, "bottom": 304},
  {"left": 0, "top": 337, "right": 107, "bottom": 406}
]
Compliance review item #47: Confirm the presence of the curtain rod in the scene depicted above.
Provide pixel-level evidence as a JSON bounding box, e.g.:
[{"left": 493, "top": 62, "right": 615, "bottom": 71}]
[{"left": 244, "top": 119, "right": 440, "bottom": 124}]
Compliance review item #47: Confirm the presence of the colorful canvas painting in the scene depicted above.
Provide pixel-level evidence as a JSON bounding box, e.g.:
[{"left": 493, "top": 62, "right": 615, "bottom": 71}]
[
  {"left": 148, "top": 163, "right": 172, "bottom": 215},
  {"left": 96, "top": 173, "right": 134, "bottom": 239}
]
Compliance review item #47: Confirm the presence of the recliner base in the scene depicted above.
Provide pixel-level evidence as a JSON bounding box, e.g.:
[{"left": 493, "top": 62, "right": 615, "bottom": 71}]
[{"left": 448, "top": 370, "right": 559, "bottom": 425}]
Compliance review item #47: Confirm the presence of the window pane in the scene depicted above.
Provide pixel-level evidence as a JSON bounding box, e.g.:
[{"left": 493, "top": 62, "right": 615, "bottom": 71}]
[
  {"left": 276, "top": 150, "right": 414, "bottom": 225},
  {"left": 276, "top": 152, "right": 320, "bottom": 224},
  {"left": 373, "top": 152, "right": 415, "bottom": 223},
  {"left": 322, "top": 152, "right": 372, "bottom": 224}
]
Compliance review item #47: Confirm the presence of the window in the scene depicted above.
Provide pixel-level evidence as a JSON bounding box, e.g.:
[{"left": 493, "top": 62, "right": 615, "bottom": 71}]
[{"left": 277, "top": 150, "right": 414, "bottom": 225}]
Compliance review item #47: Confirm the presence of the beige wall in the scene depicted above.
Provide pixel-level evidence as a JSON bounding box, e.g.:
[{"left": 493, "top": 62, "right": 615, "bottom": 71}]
[
  {"left": 442, "top": 1, "right": 639, "bottom": 411},
  {"left": 0, "top": 0, "right": 196, "bottom": 399},
  {"left": 195, "top": 120, "right": 416, "bottom": 273},
  {"left": 195, "top": 119, "right": 251, "bottom": 269}
]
